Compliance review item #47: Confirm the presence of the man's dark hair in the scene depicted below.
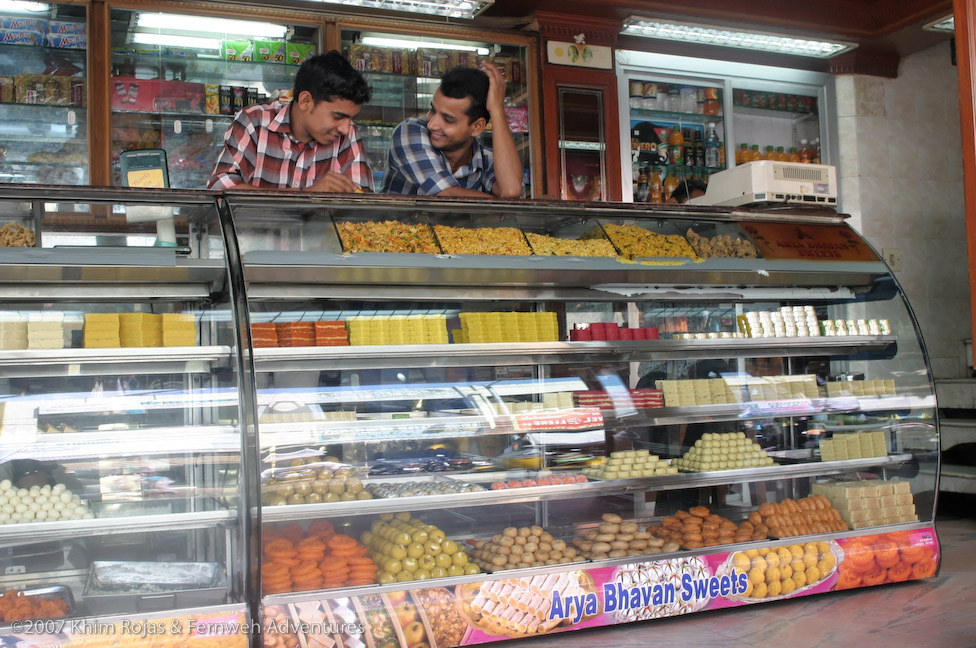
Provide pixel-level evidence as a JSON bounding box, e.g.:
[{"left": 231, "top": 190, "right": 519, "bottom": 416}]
[
  {"left": 439, "top": 66, "right": 490, "bottom": 123},
  {"left": 293, "top": 50, "right": 371, "bottom": 105},
  {"left": 670, "top": 178, "right": 708, "bottom": 204}
]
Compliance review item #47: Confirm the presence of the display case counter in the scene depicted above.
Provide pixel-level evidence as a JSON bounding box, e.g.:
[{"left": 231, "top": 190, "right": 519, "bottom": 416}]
[{"left": 226, "top": 193, "right": 940, "bottom": 647}]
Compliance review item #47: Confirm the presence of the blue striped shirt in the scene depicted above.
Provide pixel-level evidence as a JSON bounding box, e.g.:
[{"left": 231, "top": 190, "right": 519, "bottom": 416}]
[{"left": 382, "top": 117, "right": 495, "bottom": 195}]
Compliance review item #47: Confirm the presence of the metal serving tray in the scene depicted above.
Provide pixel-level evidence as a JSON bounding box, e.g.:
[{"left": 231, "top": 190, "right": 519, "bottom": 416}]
[{"left": 82, "top": 561, "right": 228, "bottom": 614}]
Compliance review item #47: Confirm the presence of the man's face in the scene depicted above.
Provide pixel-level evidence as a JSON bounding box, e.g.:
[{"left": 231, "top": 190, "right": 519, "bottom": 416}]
[
  {"left": 293, "top": 91, "right": 361, "bottom": 146},
  {"left": 425, "top": 89, "right": 486, "bottom": 153}
]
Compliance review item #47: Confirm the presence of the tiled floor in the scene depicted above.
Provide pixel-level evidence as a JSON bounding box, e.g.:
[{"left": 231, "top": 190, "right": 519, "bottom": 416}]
[{"left": 495, "top": 495, "right": 976, "bottom": 648}]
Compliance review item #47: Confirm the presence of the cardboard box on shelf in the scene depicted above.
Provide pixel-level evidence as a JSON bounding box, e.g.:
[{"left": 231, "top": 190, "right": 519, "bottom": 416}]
[
  {"left": 0, "top": 28, "right": 41, "bottom": 45},
  {"left": 254, "top": 39, "right": 286, "bottom": 63},
  {"left": 111, "top": 78, "right": 204, "bottom": 112}
]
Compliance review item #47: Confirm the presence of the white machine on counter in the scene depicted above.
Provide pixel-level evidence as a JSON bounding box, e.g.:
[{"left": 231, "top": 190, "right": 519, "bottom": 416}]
[{"left": 687, "top": 160, "right": 838, "bottom": 208}]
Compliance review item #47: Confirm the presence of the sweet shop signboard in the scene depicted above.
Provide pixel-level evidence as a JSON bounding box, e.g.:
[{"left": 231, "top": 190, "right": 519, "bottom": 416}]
[
  {"left": 285, "top": 527, "right": 939, "bottom": 647},
  {"left": 739, "top": 222, "right": 881, "bottom": 262}
]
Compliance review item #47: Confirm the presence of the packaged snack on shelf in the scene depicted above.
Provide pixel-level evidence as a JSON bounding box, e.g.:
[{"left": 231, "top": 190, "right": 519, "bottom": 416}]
[
  {"left": 0, "top": 76, "right": 13, "bottom": 103},
  {"left": 286, "top": 41, "right": 315, "bottom": 65},
  {"left": 221, "top": 39, "right": 252, "bottom": 61},
  {"left": 389, "top": 48, "right": 415, "bottom": 74},
  {"left": 44, "top": 34, "right": 86, "bottom": 49},
  {"left": 46, "top": 20, "right": 86, "bottom": 35},
  {"left": 416, "top": 48, "right": 448, "bottom": 77},
  {"left": 253, "top": 39, "right": 286, "bottom": 63},
  {"left": 0, "top": 17, "right": 46, "bottom": 31},
  {"left": 0, "top": 29, "right": 40, "bottom": 45}
]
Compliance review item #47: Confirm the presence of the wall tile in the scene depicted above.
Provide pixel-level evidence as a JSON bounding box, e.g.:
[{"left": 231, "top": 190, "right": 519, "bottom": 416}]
[
  {"left": 886, "top": 118, "right": 917, "bottom": 181},
  {"left": 836, "top": 116, "right": 859, "bottom": 178},
  {"left": 854, "top": 75, "right": 886, "bottom": 117},
  {"left": 835, "top": 75, "right": 856, "bottom": 118},
  {"left": 884, "top": 76, "right": 916, "bottom": 122},
  {"left": 854, "top": 116, "right": 890, "bottom": 175},
  {"left": 890, "top": 180, "right": 922, "bottom": 237}
]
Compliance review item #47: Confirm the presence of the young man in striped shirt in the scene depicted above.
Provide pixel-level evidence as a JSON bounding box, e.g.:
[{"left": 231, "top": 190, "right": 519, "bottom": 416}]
[
  {"left": 382, "top": 62, "right": 523, "bottom": 198},
  {"left": 208, "top": 51, "right": 372, "bottom": 193}
]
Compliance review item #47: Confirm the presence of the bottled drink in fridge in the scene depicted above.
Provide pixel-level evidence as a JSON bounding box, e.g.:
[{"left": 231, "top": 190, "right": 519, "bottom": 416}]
[
  {"left": 737, "top": 143, "right": 749, "bottom": 164},
  {"left": 649, "top": 167, "right": 663, "bottom": 203},
  {"left": 775, "top": 146, "right": 786, "bottom": 161},
  {"left": 695, "top": 135, "right": 705, "bottom": 167},
  {"left": 811, "top": 138, "right": 821, "bottom": 164},
  {"left": 799, "top": 139, "right": 811, "bottom": 163},
  {"left": 669, "top": 127, "right": 684, "bottom": 165},
  {"left": 788, "top": 147, "right": 800, "bottom": 162},
  {"left": 636, "top": 167, "right": 649, "bottom": 202},
  {"left": 764, "top": 145, "right": 774, "bottom": 160},
  {"left": 704, "top": 123, "right": 720, "bottom": 168}
]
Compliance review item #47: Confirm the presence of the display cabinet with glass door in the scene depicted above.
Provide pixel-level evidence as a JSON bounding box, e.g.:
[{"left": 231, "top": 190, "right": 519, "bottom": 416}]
[
  {"left": 543, "top": 65, "right": 621, "bottom": 201},
  {"left": 730, "top": 81, "right": 822, "bottom": 167},
  {"left": 224, "top": 194, "right": 939, "bottom": 645},
  {"left": 0, "top": 2, "right": 87, "bottom": 186},
  {"left": 109, "top": 8, "right": 320, "bottom": 189},
  {"left": 0, "top": 188, "right": 248, "bottom": 644},
  {"left": 340, "top": 27, "right": 533, "bottom": 195},
  {"left": 622, "top": 75, "right": 726, "bottom": 203}
]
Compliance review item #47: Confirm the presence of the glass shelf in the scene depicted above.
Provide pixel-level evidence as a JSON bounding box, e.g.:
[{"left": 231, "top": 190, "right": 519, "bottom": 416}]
[{"left": 629, "top": 108, "right": 724, "bottom": 124}]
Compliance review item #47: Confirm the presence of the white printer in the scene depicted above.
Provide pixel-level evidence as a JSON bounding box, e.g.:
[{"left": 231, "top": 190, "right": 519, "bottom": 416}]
[{"left": 688, "top": 160, "right": 838, "bottom": 208}]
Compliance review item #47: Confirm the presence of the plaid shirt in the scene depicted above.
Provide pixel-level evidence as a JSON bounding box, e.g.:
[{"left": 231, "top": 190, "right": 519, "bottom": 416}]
[
  {"left": 208, "top": 102, "right": 373, "bottom": 191},
  {"left": 382, "top": 117, "right": 495, "bottom": 195}
]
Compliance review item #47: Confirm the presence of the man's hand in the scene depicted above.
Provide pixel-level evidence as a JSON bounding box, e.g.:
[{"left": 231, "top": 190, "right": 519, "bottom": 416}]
[
  {"left": 307, "top": 171, "right": 357, "bottom": 193},
  {"left": 480, "top": 62, "right": 507, "bottom": 118}
]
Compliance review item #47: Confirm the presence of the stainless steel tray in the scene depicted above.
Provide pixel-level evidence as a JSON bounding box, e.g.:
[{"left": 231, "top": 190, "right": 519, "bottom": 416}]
[{"left": 83, "top": 561, "right": 227, "bottom": 614}]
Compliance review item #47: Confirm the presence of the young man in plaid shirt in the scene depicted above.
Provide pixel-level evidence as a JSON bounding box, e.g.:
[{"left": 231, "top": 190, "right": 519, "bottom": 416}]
[
  {"left": 209, "top": 51, "right": 373, "bottom": 193},
  {"left": 382, "top": 62, "right": 523, "bottom": 198}
]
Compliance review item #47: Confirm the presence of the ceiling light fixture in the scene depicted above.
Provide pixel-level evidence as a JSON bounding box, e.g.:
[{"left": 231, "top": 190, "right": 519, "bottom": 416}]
[
  {"left": 622, "top": 17, "right": 856, "bottom": 59},
  {"left": 306, "top": 0, "right": 492, "bottom": 20},
  {"left": 131, "top": 32, "right": 222, "bottom": 50},
  {"left": 923, "top": 15, "right": 954, "bottom": 33},
  {"left": 361, "top": 36, "right": 490, "bottom": 56},
  {"left": 136, "top": 13, "right": 288, "bottom": 38},
  {"left": 0, "top": 1, "right": 48, "bottom": 13}
]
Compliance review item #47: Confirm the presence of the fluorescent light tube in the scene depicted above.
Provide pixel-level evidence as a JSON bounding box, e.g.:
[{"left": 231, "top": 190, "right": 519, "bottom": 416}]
[
  {"left": 622, "top": 17, "right": 856, "bottom": 59},
  {"left": 136, "top": 12, "right": 288, "bottom": 38},
  {"left": 132, "top": 32, "right": 222, "bottom": 50},
  {"left": 923, "top": 15, "right": 954, "bottom": 33},
  {"left": 361, "top": 36, "right": 490, "bottom": 56},
  {"left": 0, "top": 1, "right": 48, "bottom": 13},
  {"left": 306, "top": 0, "right": 492, "bottom": 20}
]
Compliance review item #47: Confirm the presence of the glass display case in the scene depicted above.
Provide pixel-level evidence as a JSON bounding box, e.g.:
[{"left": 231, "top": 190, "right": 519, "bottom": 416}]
[
  {"left": 225, "top": 194, "right": 940, "bottom": 646},
  {"left": 0, "top": 188, "right": 941, "bottom": 647},
  {"left": 108, "top": 8, "right": 320, "bottom": 189},
  {"left": 340, "top": 29, "right": 532, "bottom": 194},
  {"left": 0, "top": 2, "right": 88, "bottom": 186},
  {"left": 0, "top": 187, "right": 248, "bottom": 643}
]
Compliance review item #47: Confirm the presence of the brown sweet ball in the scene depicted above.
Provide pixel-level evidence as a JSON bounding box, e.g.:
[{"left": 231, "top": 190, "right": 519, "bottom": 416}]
[
  {"left": 675, "top": 510, "right": 692, "bottom": 521},
  {"left": 540, "top": 532, "right": 554, "bottom": 544},
  {"left": 705, "top": 514, "right": 724, "bottom": 525},
  {"left": 499, "top": 536, "right": 515, "bottom": 547},
  {"left": 518, "top": 527, "right": 532, "bottom": 537},
  {"left": 503, "top": 527, "right": 517, "bottom": 538},
  {"left": 701, "top": 529, "right": 719, "bottom": 540},
  {"left": 662, "top": 517, "right": 682, "bottom": 529},
  {"left": 514, "top": 535, "right": 527, "bottom": 545},
  {"left": 748, "top": 511, "right": 763, "bottom": 525},
  {"left": 530, "top": 526, "right": 544, "bottom": 537},
  {"left": 602, "top": 513, "right": 623, "bottom": 524},
  {"left": 689, "top": 506, "right": 710, "bottom": 518},
  {"left": 683, "top": 532, "right": 703, "bottom": 543},
  {"left": 682, "top": 523, "right": 703, "bottom": 534}
]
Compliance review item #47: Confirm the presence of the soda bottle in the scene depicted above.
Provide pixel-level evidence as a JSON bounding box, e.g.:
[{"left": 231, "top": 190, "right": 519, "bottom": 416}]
[
  {"left": 704, "top": 123, "right": 720, "bottom": 168},
  {"left": 684, "top": 130, "right": 695, "bottom": 167},
  {"left": 799, "top": 139, "right": 811, "bottom": 163},
  {"left": 636, "top": 167, "right": 649, "bottom": 202},
  {"left": 664, "top": 166, "right": 679, "bottom": 201},
  {"left": 669, "top": 127, "right": 684, "bottom": 165},
  {"left": 649, "top": 167, "right": 663, "bottom": 203},
  {"left": 764, "top": 145, "right": 774, "bottom": 160},
  {"left": 694, "top": 134, "right": 705, "bottom": 167},
  {"left": 775, "top": 146, "right": 786, "bottom": 161},
  {"left": 811, "top": 138, "right": 821, "bottom": 164},
  {"left": 737, "top": 143, "right": 749, "bottom": 164},
  {"left": 750, "top": 144, "right": 762, "bottom": 161},
  {"left": 788, "top": 147, "right": 800, "bottom": 162},
  {"left": 659, "top": 128, "right": 671, "bottom": 165}
]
